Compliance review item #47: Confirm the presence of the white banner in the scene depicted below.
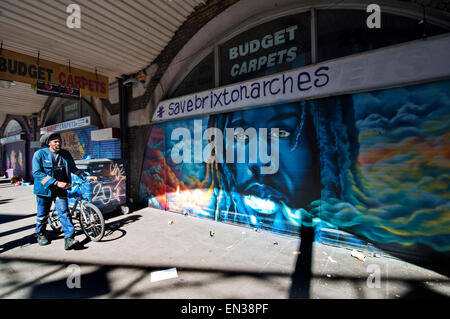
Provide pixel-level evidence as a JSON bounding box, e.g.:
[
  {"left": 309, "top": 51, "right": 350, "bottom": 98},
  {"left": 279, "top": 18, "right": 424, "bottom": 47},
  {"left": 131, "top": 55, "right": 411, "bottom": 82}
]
[
  {"left": 40, "top": 116, "right": 91, "bottom": 134},
  {"left": 152, "top": 34, "right": 450, "bottom": 123},
  {"left": 0, "top": 133, "right": 23, "bottom": 145},
  {"left": 91, "top": 127, "right": 119, "bottom": 141}
]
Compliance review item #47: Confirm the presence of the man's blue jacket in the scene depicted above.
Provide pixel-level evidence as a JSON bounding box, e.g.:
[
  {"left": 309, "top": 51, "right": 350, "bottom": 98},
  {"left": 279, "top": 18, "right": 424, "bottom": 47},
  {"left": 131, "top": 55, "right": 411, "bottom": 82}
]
[{"left": 32, "top": 147, "right": 86, "bottom": 197}]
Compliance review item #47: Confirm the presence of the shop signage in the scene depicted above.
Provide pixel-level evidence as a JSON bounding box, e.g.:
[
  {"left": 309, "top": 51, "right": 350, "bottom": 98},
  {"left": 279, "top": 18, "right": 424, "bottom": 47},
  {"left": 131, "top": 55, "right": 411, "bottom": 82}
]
[
  {"left": 36, "top": 81, "right": 81, "bottom": 99},
  {"left": 36, "top": 81, "right": 61, "bottom": 97},
  {"left": 60, "top": 86, "right": 81, "bottom": 99},
  {"left": 0, "top": 133, "right": 24, "bottom": 145},
  {"left": 40, "top": 116, "right": 91, "bottom": 135},
  {"left": 0, "top": 49, "right": 108, "bottom": 99},
  {"left": 153, "top": 34, "right": 450, "bottom": 123},
  {"left": 63, "top": 102, "right": 80, "bottom": 121},
  {"left": 219, "top": 12, "right": 310, "bottom": 85},
  {"left": 227, "top": 25, "right": 299, "bottom": 78}
]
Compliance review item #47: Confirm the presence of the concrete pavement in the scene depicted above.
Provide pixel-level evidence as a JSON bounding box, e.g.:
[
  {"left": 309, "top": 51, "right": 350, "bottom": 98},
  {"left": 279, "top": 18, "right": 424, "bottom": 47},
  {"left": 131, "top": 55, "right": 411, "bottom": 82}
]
[{"left": 0, "top": 177, "right": 449, "bottom": 299}]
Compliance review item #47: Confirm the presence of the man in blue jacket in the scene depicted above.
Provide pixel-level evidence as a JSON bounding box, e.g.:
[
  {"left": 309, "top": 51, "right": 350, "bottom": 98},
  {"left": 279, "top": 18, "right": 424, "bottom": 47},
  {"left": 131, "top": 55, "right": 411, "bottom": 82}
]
[{"left": 32, "top": 132, "right": 97, "bottom": 250}]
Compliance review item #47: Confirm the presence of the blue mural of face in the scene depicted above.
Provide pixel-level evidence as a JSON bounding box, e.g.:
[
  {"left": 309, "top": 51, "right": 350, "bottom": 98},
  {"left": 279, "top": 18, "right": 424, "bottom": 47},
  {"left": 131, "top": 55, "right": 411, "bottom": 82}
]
[
  {"left": 216, "top": 103, "right": 320, "bottom": 231},
  {"left": 142, "top": 80, "right": 450, "bottom": 274}
]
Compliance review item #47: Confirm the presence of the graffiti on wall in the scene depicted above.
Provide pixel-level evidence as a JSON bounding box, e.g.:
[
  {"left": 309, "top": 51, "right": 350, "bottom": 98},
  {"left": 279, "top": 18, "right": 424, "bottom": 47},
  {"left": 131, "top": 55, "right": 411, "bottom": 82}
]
[
  {"left": 91, "top": 162, "right": 126, "bottom": 206},
  {"left": 4, "top": 142, "right": 26, "bottom": 178},
  {"left": 69, "top": 161, "right": 126, "bottom": 213},
  {"left": 140, "top": 80, "right": 450, "bottom": 259}
]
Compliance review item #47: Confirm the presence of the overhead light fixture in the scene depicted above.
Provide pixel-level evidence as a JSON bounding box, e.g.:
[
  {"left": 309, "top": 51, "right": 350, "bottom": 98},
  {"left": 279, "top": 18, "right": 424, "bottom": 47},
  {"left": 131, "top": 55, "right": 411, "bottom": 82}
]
[
  {"left": 0, "top": 80, "right": 17, "bottom": 88},
  {"left": 123, "top": 63, "right": 158, "bottom": 88},
  {"left": 123, "top": 77, "right": 138, "bottom": 87}
]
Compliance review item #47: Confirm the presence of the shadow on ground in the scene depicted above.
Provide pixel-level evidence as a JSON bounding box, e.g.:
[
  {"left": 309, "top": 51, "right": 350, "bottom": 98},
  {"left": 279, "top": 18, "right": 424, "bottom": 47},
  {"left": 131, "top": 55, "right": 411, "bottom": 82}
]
[
  {"left": 0, "top": 254, "right": 448, "bottom": 299},
  {"left": 0, "top": 205, "right": 448, "bottom": 299},
  {"left": 0, "top": 214, "right": 142, "bottom": 254},
  {"left": 0, "top": 213, "right": 36, "bottom": 224}
]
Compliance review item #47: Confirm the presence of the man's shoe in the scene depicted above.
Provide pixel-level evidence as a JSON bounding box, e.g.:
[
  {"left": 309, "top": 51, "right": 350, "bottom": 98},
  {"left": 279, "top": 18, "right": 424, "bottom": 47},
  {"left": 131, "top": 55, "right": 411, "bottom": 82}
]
[
  {"left": 36, "top": 233, "right": 50, "bottom": 246},
  {"left": 64, "top": 237, "right": 79, "bottom": 250}
]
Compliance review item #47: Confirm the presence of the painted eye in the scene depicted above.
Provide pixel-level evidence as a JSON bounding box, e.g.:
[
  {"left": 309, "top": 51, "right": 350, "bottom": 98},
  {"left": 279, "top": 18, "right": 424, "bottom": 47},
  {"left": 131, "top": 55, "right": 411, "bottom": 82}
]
[{"left": 272, "top": 129, "right": 291, "bottom": 138}]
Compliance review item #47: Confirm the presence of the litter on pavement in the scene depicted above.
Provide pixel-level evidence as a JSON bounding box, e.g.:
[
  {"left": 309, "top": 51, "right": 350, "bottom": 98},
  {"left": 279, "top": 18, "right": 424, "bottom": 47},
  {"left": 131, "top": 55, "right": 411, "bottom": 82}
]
[
  {"left": 150, "top": 268, "right": 178, "bottom": 283},
  {"left": 351, "top": 249, "right": 367, "bottom": 262}
]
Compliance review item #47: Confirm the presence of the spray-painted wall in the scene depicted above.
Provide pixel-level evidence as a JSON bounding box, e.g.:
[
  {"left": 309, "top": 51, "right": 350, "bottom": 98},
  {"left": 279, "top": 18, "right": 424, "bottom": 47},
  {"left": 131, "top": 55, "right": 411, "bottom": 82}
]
[
  {"left": 140, "top": 79, "right": 450, "bottom": 264},
  {"left": 3, "top": 141, "right": 26, "bottom": 179},
  {"left": 0, "top": 115, "right": 33, "bottom": 181},
  {"left": 69, "top": 160, "right": 126, "bottom": 213}
]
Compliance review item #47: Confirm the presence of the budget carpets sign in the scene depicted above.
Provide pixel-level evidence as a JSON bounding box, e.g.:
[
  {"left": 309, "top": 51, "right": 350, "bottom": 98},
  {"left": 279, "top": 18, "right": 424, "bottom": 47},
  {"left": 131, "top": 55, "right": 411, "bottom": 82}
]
[
  {"left": 153, "top": 34, "right": 450, "bottom": 123},
  {"left": 0, "top": 49, "right": 108, "bottom": 99},
  {"left": 219, "top": 12, "right": 310, "bottom": 85},
  {"left": 40, "top": 116, "right": 91, "bottom": 135}
]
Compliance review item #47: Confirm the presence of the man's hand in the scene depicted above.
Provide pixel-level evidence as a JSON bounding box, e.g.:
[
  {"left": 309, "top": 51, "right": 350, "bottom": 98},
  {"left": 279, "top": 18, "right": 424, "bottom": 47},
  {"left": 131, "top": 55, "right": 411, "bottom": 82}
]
[
  {"left": 86, "top": 176, "right": 98, "bottom": 183},
  {"left": 56, "top": 181, "right": 70, "bottom": 189}
]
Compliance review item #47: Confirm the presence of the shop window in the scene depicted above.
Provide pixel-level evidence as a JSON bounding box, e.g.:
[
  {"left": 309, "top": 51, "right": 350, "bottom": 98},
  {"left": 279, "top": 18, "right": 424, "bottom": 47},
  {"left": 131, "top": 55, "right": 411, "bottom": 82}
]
[
  {"left": 81, "top": 99, "right": 98, "bottom": 120},
  {"left": 45, "top": 99, "right": 100, "bottom": 127},
  {"left": 4, "top": 120, "right": 22, "bottom": 136},
  {"left": 45, "top": 102, "right": 66, "bottom": 125},
  {"left": 169, "top": 52, "right": 215, "bottom": 98},
  {"left": 220, "top": 12, "right": 311, "bottom": 86},
  {"left": 317, "top": 9, "right": 449, "bottom": 62},
  {"left": 63, "top": 102, "right": 80, "bottom": 121}
]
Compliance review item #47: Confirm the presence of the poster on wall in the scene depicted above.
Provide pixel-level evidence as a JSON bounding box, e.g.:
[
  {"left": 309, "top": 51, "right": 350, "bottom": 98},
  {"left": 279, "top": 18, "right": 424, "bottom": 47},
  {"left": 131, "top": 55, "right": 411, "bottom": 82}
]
[
  {"left": 57, "top": 126, "right": 121, "bottom": 160},
  {"left": 60, "top": 129, "right": 92, "bottom": 160},
  {"left": 141, "top": 79, "right": 450, "bottom": 266}
]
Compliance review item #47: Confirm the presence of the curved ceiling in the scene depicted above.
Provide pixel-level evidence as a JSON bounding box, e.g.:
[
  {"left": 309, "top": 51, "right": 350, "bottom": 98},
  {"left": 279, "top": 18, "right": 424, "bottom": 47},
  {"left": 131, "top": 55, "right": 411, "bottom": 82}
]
[
  {"left": 1, "top": 0, "right": 449, "bottom": 118},
  {"left": 0, "top": 0, "right": 205, "bottom": 116}
]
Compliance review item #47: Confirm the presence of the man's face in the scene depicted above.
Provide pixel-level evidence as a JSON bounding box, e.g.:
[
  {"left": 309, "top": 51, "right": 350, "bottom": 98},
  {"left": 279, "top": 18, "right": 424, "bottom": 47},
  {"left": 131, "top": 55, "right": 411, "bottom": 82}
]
[
  {"left": 222, "top": 103, "right": 320, "bottom": 228},
  {"left": 48, "top": 138, "right": 61, "bottom": 153}
]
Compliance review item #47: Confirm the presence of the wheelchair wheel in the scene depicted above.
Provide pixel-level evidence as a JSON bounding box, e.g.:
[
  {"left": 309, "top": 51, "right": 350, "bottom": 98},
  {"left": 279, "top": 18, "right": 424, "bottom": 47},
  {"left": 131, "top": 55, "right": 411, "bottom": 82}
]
[
  {"left": 48, "top": 207, "right": 62, "bottom": 233},
  {"left": 79, "top": 202, "right": 105, "bottom": 242}
]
